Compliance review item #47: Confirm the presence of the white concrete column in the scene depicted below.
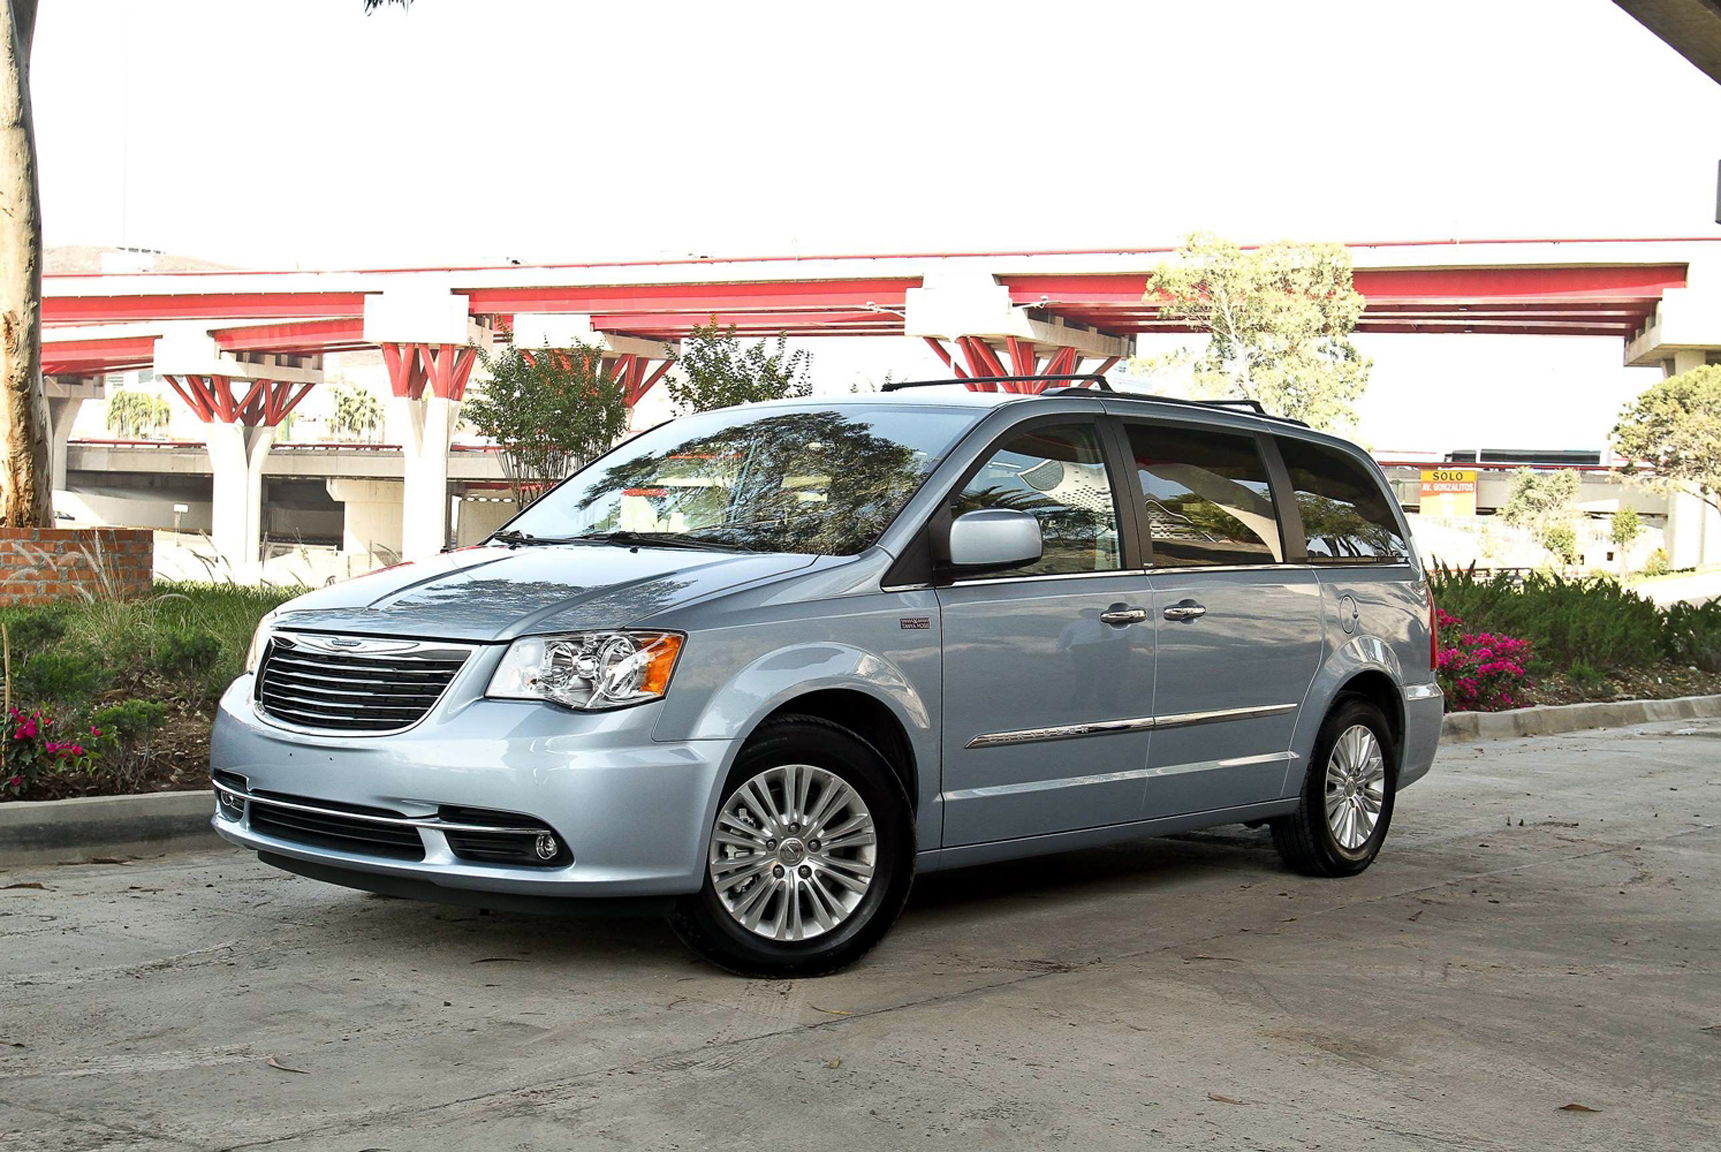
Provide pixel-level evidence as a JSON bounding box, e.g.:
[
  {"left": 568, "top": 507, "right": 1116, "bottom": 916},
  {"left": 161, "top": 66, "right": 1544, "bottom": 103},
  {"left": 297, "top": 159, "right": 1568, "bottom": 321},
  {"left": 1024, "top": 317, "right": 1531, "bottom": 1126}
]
[
  {"left": 46, "top": 397, "right": 83, "bottom": 496},
  {"left": 43, "top": 377, "right": 102, "bottom": 512},
  {"left": 395, "top": 394, "right": 459, "bottom": 561},
  {"left": 204, "top": 423, "right": 276, "bottom": 581},
  {"left": 326, "top": 478, "right": 404, "bottom": 569}
]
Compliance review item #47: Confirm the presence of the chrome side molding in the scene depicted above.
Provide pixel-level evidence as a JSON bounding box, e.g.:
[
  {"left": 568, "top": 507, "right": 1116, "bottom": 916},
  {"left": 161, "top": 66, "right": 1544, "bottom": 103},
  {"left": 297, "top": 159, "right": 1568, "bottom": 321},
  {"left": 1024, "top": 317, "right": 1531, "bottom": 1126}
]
[{"left": 966, "top": 702, "right": 1296, "bottom": 749}]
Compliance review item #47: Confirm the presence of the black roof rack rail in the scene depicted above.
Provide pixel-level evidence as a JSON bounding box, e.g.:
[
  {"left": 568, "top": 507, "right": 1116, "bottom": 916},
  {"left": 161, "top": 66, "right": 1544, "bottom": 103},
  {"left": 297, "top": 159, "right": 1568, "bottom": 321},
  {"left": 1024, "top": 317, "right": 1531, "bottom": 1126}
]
[
  {"left": 873, "top": 374, "right": 1310, "bottom": 427},
  {"left": 1044, "top": 388, "right": 1312, "bottom": 428},
  {"left": 879, "top": 374, "right": 1113, "bottom": 393}
]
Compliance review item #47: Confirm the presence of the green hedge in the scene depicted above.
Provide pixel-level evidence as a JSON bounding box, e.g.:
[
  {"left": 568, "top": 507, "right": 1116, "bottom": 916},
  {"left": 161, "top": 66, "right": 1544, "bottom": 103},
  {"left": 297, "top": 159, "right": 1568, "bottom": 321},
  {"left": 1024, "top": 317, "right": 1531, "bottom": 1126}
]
[{"left": 1430, "top": 567, "right": 1721, "bottom": 674}]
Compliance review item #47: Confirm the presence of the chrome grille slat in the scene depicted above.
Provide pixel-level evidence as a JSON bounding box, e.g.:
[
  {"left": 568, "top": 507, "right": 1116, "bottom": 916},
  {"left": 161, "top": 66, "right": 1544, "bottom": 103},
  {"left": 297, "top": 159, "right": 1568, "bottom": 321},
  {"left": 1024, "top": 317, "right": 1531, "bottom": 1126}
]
[{"left": 254, "top": 634, "right": 471, "bottom": 735}]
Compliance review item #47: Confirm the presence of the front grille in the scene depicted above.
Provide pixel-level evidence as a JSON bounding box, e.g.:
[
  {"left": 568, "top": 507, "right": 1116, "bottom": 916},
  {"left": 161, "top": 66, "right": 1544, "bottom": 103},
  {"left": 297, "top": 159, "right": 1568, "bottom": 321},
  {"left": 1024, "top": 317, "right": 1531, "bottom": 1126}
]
[
  {"left": 254, "top": 634, "right": 469, "bottom": 734},
  {"left": 249, "top": 791, "right": 426, "bottom": 860}
]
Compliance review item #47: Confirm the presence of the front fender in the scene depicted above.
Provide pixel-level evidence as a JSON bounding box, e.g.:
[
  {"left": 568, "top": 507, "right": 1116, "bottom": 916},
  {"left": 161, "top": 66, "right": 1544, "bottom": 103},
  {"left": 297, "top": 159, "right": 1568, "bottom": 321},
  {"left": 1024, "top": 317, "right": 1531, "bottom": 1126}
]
[{"left": 679, "top": 641, "right": 932, "bottom": 743}]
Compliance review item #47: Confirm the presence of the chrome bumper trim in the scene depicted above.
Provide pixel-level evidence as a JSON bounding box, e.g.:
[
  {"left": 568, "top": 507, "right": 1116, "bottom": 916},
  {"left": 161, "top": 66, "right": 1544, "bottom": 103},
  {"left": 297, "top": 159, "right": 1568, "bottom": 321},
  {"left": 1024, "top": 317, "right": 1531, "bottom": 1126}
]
[{"left": 211, "top": 780, "right": 544, "bottom": 837}]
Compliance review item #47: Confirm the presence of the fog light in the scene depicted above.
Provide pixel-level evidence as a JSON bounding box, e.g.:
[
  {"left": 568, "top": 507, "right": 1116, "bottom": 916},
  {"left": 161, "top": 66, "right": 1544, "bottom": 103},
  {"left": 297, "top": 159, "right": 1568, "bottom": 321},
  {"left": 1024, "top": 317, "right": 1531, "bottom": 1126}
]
[
  {"left": 533, "top": 832, "right": 559, "bottom": 861},
  {"left": 216, "top": 792, "right": 243, "bottom": 821}
]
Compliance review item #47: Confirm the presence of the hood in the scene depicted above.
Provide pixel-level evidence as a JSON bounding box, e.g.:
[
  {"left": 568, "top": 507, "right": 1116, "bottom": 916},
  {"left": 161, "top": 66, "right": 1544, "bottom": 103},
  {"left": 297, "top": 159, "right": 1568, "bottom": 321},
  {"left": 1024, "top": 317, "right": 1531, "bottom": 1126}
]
[{"left": 271, "top": 544, "right": 817, "bottom": 642}]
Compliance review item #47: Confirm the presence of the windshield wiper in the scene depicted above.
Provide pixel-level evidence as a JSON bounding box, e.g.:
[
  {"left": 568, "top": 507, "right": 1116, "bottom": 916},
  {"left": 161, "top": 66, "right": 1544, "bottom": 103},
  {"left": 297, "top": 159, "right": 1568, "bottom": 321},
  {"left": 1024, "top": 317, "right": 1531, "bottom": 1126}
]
[
  {"left": 573, "top": 530, "right": 756, "bottom": 553},
  {"left": 490, "top": 529, "right": 543, "bottom": 548}
]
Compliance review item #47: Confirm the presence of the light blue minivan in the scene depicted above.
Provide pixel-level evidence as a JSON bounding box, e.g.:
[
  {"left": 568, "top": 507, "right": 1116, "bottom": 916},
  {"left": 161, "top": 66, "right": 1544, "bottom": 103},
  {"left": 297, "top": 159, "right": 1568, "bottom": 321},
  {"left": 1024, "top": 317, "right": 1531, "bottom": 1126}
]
[{"left": 210, "top": 378, "right": 1443, "bottom": 976}]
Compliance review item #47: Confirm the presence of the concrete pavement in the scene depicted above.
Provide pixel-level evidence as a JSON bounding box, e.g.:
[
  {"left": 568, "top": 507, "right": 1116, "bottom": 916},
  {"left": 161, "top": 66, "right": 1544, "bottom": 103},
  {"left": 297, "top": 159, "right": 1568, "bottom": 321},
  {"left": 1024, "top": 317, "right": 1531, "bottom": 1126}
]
[{"left": 2, "top": 720, "right": 1717, "bottom": 1151}]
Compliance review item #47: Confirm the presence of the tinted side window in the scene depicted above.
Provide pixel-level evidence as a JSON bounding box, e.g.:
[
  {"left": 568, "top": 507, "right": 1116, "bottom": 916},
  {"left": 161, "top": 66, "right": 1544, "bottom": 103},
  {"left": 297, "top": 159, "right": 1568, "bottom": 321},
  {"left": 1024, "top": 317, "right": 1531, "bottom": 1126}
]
[
  {"left": 954, "top": 423, "right": 1121, "bottom": 576},
  {"left": 1278, "top": 436, "right": 1408, "bottom": 562},
  {"left": 1126, "top": 423, "right": 1282, "bottom": 567}
]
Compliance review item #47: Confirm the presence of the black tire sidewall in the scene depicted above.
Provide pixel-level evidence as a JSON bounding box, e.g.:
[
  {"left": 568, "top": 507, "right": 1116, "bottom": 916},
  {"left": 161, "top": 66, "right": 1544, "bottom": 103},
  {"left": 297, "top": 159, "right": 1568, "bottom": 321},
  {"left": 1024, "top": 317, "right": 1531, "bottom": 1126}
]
[
  {"left": 1305, "top": 698, "right": 1397, "bottom": 874},
  {"left": 672, "top": 718, "right": 914, "bottom": 976}
]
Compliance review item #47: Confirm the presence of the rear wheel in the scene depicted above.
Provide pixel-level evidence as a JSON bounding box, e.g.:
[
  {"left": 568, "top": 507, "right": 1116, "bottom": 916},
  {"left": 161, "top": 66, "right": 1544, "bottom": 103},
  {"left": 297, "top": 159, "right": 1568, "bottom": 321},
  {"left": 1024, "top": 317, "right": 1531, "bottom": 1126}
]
[
  {"left": 670, "top": 716, "right": 914, "bottom": 977},
  {"left": 1271, "top": 697, "right": 1396, "bottom": 877}
]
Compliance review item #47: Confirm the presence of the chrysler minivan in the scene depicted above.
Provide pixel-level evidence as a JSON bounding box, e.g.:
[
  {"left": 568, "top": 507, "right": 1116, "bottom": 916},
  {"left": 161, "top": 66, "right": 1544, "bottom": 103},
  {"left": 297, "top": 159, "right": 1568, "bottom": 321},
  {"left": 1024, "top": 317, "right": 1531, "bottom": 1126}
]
[{"left": 211, "top": 379, "right": 1443, "bottom": 976}]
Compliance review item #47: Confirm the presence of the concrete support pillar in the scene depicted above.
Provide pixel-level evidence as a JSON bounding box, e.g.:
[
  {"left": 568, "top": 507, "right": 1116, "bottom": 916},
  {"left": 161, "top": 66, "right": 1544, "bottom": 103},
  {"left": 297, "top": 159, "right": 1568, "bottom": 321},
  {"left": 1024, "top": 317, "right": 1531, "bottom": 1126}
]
[
  {"left": 204, "top": 423, "right": 276, "bottom": 581},
  {"left": 154, "top": 327, "right": 322, "bottom": 582},
  {"left": 364, "top": 288, "right": 492, "bottom": 562},
  {"left": 47, "top": 397, "right": 84, "bottom": 495},
  {"left": 904, "top": 269, "right": 1132, "bottom": 391},
  {"left": 326, "top": 478, "right": 404, "bottom": 569},
  {"left": 511, "top": 313, "right": 675, "bottom": 406},
  {"left": 394, "top": 393, "right": 460, "bottom": 560},
  {"left": 43, "top": 377, "right": 102, "bottom": 512},
  {"left": 1664, "top": 489, "right": 1721, "bottom": 570}
]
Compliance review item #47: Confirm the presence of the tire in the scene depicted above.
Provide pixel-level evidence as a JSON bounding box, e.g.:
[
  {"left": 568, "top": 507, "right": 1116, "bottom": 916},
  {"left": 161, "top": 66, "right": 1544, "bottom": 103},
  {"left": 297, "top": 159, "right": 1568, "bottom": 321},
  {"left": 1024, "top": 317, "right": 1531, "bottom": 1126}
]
[
  {"left": 670, "top": 716, "right": 915, "bottom": 977},
  {"left": 1270, "top": 697, "right": 1397, "bottom": 877}
]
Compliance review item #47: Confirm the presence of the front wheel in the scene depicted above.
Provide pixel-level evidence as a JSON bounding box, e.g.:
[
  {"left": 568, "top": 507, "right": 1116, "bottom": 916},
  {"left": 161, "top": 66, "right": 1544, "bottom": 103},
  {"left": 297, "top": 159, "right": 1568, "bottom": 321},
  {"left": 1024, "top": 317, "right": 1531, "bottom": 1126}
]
[
  {"left": 670, "top": 716, "right": 914, "bottom": 977},
  {"left": 1270, "top": 697, "right": 1397, "bottom": 877}
]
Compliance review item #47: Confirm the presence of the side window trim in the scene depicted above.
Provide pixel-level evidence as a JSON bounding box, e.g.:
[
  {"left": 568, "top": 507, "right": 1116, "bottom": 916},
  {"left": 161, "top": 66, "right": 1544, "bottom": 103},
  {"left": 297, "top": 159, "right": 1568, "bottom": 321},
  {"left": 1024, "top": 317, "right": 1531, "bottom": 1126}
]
[
  {"left": 1117, "top": 415, "right": 1291, "bottom": 571},
  {"left": 932, "top": 412, "right": 1138, "bottom": 583},
  {"left": 1257, "top": 432, "right": 1307, "bottom": 563}
]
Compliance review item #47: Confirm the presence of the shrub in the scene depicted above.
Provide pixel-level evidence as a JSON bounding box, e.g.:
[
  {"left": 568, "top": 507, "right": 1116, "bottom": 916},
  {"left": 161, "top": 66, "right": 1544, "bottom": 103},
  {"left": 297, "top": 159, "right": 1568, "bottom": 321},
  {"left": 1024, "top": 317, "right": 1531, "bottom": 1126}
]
[
  {"left": 1435, "top": 609, "right": 1533, "bottom": 712},
  {"left": 90, "top": 699, "right": 169, "bottom": 743},
  {"left": 1429, "top": 567, "right": 1663, "bottom": 671},
  {"left": 1643, "top": 548, "right": 1671, "bottom": 577},
  {"left": 1663, "top": 600, "right": 1721, "bottom": 673},
  {"left": 154, "top": 630, "right": 221, "bottom": 676},
  {"left": 1566, "top": 661, "right": 1607, "bottom": 688},
  {"left": 12, "top": 648, "right": 108, "bottom": 704}
]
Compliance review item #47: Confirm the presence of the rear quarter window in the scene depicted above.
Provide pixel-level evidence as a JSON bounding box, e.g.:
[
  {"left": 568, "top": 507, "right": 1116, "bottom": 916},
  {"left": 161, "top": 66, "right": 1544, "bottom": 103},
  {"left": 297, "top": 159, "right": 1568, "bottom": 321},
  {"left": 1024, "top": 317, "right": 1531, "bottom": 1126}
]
[{"left": 1277, "top": 436, "right": 1409, "bottom": 563}]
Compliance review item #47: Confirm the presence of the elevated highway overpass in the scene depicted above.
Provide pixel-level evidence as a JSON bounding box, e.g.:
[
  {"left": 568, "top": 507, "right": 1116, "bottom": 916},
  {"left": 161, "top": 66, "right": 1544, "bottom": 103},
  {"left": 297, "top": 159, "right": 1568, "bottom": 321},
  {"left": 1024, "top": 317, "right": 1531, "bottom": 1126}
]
[{"left": 39, "top": 237, "right": 1721, "bottom": 577}]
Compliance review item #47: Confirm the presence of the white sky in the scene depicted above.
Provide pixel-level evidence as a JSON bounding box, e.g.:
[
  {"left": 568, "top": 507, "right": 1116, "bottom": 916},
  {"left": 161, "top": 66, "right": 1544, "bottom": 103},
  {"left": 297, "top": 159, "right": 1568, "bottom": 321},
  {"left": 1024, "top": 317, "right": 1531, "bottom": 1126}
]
[{"left": 31, "top": 0, "right": 1721, "bottom": 451}]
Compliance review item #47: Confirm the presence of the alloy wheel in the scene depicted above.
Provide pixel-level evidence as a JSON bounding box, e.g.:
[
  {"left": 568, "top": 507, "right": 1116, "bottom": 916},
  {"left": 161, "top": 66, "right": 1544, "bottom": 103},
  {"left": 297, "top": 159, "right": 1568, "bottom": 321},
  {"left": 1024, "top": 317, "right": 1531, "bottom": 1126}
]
[
  {"left": 1324, "top": 724, "right": 1386, "bottom": 851},
  {"left": 708, "top": 763, "right": 878, "bottom": 942}
]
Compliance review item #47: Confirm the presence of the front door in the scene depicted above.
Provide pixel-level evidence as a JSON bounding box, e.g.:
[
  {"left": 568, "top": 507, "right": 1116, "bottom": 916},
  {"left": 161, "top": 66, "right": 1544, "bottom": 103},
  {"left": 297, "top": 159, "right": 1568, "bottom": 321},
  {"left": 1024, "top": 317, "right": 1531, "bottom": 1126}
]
[
  {"left": 936, "top": 420, "right": 1157, "bottom": 846},
  {"left": 1120, "top": 419, "right": 1324, "bottom": 819}
]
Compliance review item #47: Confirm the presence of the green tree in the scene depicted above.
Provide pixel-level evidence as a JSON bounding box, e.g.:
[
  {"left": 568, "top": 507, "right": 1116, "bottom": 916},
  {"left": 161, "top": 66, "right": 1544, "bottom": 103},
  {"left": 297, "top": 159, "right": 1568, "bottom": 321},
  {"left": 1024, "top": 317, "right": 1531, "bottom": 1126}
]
[
  {"left": 1611, "top": 365, "right": 1721, "bottom": 517},
  {"left": 326, "top": 384, "right": 383, "bottom": 442},
  {"left": 1502, "top": 468, "right": 1580, "bottom": 568},
  {"left": 1539, "top": 522, "right": 1579, "bottom": 569},
  {"left": 1138, "top": 233, "right": 1371, "bottom": 430},
  {"left": 1501, "top": 467, "right": 1578, "bottom": 529},
  {"left": 666, "top": 320, "right": 813, "bottom": 414},
  {"left": 464, "top": 341, "right": 629, "bottom": 507},
  {"left": 1609, "top": 506, "right": 1642, "bottom": 574},
  {"left": 104, "top": 390, "right": 172, "bottom": 439}
]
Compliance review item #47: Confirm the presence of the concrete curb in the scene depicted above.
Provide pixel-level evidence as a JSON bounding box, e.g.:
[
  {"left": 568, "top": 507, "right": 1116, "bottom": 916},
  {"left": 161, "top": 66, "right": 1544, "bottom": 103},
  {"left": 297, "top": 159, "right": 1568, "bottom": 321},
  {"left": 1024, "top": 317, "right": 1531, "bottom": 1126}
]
[
  {"left": 0, "top": 790, "right": 218, "bottom": 869},
  {"left": 5, "top": 696, "right": 1721, "bottom": 868},
  {"left": 1440, "top": 693, "right": 1721, "bottom": 743}
]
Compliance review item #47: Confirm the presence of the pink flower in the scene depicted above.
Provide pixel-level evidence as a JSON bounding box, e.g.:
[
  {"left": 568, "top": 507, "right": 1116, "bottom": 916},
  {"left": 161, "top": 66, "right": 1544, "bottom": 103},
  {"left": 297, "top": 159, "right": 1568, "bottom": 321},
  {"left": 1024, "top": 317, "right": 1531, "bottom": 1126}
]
[{"left": 14, "top": 719, "right": 37, "bottom": 740}]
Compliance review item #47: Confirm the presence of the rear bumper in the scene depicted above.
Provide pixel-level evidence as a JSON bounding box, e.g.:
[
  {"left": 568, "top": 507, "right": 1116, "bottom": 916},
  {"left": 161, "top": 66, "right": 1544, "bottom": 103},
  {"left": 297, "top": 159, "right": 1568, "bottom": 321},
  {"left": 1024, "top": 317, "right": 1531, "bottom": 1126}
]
[
  {"left": 210, "top": 676, "right": 734, "bottom": 898},
  {"left": 1399, "top": 683, "right": 1444, "bottom": 789}
]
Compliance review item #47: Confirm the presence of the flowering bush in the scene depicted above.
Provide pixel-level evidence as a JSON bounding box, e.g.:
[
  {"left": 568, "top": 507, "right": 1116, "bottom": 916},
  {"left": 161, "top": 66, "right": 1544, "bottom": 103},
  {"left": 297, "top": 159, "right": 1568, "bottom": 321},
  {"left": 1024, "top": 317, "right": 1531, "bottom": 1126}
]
[
  {"left": 4, "top": 707, "right": 100, "bottom": 797},
  {"left": 1435, "top": 609, "right": 1534, "bottom": 712}
]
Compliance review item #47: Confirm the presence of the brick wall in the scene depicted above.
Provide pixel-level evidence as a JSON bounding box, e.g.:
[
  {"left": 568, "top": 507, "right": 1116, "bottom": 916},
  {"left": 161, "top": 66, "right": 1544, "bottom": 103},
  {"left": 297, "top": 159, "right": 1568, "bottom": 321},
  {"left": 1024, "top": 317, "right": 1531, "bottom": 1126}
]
[{"left": 0, "top": 528, "right": 154, "bottom": 606}]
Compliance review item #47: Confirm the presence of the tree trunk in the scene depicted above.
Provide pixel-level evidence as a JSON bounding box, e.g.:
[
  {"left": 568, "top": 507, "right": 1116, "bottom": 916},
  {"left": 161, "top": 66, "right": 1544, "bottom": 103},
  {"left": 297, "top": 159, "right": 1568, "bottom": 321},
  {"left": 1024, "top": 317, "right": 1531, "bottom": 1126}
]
[{"left": 0, "top": 0, "right": 49, "bottom": 528}]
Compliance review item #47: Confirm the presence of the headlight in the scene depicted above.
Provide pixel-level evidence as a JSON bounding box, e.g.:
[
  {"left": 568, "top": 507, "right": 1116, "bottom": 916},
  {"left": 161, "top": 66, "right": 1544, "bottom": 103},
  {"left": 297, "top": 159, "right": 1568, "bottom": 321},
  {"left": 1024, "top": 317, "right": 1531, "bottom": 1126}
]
[
  {"left": 244, "top": 610, "right": 279, "bottom": 673},
  {"left": 486, "top": 631, "right": 684, "bottom": 711}
]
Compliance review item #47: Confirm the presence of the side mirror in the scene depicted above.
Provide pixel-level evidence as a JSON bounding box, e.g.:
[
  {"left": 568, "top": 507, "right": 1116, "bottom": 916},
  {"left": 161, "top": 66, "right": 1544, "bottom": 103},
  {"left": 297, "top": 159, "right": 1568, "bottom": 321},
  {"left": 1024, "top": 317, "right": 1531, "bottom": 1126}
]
[{"left": 946, "top": 509, "right": 1042, "bottom": 573}]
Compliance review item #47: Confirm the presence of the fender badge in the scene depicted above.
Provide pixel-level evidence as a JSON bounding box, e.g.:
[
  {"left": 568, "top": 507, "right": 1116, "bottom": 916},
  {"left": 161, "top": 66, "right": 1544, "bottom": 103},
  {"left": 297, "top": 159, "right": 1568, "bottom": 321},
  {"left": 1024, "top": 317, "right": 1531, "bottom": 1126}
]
[{"left": 899, "top": 617, "right": 931, "bottom": 630}]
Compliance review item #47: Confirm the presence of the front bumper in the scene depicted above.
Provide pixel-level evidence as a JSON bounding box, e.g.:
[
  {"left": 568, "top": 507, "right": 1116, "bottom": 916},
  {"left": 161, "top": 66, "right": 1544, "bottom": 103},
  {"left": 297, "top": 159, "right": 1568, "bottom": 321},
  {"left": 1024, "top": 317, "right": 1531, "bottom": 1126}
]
[{"left": 210, "top": 676, "right": 734, "bottom": 898}]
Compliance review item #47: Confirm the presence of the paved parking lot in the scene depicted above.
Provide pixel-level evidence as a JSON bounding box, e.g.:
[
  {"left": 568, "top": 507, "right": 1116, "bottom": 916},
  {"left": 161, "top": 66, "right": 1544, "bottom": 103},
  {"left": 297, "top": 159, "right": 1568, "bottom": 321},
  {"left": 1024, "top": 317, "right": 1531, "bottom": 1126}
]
[{"left": 3, "top": 720, "right": 1718, "bottom": 1152}]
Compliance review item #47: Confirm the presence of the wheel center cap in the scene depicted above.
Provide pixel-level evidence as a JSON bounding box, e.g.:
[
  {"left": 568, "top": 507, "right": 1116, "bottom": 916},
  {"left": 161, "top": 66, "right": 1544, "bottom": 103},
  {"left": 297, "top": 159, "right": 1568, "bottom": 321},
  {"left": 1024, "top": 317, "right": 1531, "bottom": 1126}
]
[{"left": 777, "top": 838, "right": 806, "bottom": 866}]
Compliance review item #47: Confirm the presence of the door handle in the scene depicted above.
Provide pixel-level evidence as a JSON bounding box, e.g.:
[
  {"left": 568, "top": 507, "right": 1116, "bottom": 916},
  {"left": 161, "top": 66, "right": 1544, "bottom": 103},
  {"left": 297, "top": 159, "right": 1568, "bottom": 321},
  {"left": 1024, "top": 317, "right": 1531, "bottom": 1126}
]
[
  {"left": 1162, "top": 600, "right": 1207, "bottom": 622},
  {"left": 1099, "top": 605, "right": 1149, "bottom": 626}
]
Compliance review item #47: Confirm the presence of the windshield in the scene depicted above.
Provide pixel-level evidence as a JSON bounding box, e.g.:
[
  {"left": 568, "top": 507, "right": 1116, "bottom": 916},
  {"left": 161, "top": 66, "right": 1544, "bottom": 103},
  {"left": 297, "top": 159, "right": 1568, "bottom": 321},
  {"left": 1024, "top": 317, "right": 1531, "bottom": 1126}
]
[{"left": 501, "top": 404, "right": 978, "bottom": 556}]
